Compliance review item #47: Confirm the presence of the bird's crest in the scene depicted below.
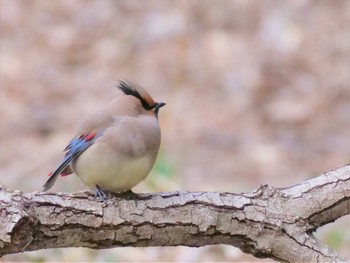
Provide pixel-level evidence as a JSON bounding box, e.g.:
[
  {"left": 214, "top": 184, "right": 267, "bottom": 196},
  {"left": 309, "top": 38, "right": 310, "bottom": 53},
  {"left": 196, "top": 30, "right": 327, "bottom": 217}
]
[{"left": 118, "top": 81, "right": 156, "bottom": 110}]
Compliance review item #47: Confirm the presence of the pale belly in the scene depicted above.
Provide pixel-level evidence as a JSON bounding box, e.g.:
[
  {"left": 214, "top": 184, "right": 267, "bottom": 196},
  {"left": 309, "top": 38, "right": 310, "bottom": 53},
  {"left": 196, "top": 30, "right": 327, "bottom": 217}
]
[{"left": 72, "top": 145, "right": 156, "bottom": 192}]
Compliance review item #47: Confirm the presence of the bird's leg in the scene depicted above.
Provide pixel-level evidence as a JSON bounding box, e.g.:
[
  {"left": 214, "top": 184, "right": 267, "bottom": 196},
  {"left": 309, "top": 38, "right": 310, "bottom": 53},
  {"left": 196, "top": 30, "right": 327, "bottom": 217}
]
[
  {"left": 111, "top": 189, "right": 140, "bottom": 200},
  {"left": 95, "top": 185, "right": 107, "bottom": 202},
  {"left": 122, "top": 189, "right": 141, "bottom": 200}
]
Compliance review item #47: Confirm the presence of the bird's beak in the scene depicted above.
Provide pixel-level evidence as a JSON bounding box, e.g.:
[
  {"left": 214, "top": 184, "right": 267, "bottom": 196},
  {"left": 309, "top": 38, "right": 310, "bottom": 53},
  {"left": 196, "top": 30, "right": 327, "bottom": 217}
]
[
  {"left": 155, "top": 102, "right": 166, "bottom": 110},
  {"left": 154, "top": 102, "right": 166, "bottom": 118}
]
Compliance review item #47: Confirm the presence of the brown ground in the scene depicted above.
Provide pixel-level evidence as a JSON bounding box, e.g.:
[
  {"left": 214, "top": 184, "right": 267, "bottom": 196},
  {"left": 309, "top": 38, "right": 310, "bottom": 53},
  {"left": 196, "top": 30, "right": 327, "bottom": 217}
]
[{"left": 1, "top": 0, "right": 349, "bottom": 262}]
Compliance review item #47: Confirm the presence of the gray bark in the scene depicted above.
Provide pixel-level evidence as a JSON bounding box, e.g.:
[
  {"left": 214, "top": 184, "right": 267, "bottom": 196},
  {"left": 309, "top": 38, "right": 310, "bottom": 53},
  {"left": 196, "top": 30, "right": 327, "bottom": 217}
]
[{"left": 1, "top": 164, "right": 349, "bottom": 262}]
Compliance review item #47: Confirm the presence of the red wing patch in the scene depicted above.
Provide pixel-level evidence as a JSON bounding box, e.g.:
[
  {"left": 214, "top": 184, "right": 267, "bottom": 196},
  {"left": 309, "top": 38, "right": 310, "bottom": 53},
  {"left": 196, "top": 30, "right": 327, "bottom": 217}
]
[{"left": 85, "top": 132, "right": 97, "bottom": 141}]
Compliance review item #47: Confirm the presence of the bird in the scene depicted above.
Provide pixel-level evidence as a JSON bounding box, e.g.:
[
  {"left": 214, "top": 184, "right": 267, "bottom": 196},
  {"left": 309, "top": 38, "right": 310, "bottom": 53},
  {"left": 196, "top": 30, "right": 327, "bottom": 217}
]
[{"left": 42, "top": 81, "right": 165, "bottom": 200}]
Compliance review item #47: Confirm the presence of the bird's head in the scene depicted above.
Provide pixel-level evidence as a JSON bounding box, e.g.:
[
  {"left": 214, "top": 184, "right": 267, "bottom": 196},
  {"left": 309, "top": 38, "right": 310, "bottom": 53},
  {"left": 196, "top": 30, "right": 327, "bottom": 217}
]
[{"left": 118, "top": 81, "right": 166, "bottom": 118}]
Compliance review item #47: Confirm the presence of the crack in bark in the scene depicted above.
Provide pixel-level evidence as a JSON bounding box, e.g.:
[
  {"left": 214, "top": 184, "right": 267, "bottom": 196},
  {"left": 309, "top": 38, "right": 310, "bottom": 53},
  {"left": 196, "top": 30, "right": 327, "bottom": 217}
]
[{"left": 307, "top": 196, "right": 350, "bottom": 231}]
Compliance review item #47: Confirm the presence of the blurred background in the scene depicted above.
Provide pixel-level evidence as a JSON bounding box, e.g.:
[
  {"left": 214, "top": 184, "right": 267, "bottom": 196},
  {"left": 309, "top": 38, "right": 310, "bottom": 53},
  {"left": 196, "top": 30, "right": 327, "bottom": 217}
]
[{"left": 1, "top": 0, "right": 349, "bottom": 261}]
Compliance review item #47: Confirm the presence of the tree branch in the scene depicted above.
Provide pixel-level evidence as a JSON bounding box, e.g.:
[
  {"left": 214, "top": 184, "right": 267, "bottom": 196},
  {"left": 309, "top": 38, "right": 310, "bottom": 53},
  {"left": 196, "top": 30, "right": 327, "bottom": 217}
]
[{"left": 1, "top": 165, "right": 349, "bottom": 262}]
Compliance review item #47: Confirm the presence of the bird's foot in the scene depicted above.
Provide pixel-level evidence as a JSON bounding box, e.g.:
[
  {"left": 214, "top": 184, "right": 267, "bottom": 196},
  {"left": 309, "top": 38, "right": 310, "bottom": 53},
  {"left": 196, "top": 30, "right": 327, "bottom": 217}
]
[
  {"left": 95, "top": 185, "right": 107, "bottom": 202},
  {"left": 113, "top": 189, "right": 140, "bottom": 200}
]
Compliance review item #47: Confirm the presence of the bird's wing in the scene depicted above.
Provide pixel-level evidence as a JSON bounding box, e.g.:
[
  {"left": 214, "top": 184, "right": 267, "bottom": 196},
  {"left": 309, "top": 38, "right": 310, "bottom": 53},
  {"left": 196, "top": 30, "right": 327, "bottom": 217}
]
[
  {"left": 42, "top": 110, "right": 116, "bottom": 191},
  {"left": 42, "top": 132, "right": 101, "bottom": 191}
]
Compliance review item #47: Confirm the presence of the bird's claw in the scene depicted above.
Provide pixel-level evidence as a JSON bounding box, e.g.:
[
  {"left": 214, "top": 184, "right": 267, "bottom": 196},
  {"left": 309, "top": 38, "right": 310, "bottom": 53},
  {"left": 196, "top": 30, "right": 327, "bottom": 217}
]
[{"left": 95, "top": 185, "right": 107, "bottom": 202}]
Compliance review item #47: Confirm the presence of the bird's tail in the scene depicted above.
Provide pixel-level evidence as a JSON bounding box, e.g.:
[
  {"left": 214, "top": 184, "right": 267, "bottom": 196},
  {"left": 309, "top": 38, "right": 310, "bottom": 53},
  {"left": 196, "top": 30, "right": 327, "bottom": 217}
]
[{"left": 42, "top": 155, "right": 74, "bottom": 191}]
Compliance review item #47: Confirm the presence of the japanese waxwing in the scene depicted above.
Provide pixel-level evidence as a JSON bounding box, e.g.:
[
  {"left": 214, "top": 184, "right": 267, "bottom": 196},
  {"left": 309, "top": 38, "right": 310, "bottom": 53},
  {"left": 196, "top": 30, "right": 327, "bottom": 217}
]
[{"left": 42, "top": 81, "right": 165, "bottom": 200}]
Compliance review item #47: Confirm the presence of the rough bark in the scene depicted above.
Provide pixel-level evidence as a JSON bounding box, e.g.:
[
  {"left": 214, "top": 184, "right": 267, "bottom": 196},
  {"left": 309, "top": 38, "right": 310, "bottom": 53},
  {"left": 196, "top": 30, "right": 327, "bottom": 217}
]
[{"left": 1, "top": 165, "right": 349, "bottom": 262}]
